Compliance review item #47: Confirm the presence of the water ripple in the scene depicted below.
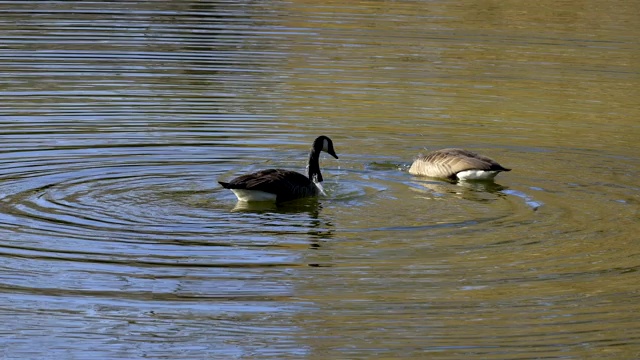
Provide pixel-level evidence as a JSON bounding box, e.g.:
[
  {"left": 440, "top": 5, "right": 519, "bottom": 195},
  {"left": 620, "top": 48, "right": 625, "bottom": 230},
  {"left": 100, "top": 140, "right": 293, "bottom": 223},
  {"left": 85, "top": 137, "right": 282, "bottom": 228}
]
[{"left": 1, "top": 0, "right": 639, "bottom": 358}]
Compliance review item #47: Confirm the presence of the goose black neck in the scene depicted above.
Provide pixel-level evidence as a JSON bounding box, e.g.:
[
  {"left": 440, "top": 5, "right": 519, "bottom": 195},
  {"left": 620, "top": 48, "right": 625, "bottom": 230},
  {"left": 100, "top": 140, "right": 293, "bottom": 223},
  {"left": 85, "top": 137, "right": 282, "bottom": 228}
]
[{"left": 307, "top": 148, "right": 323, "bottom": 183}]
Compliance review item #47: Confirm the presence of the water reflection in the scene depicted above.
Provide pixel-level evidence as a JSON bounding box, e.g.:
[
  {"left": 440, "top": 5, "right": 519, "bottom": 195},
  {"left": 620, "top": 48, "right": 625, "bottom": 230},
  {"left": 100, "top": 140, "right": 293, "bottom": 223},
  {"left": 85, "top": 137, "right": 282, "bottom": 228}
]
[
  {"left": 1, "top": 0, "right": 639, "bottom": 358},
  {"left": 231, "top": 197, "right": 320, "bottom": 215},
  {"left": 409, "top": 178, "right": 508, "bottom": 200},
  {"left": 230, "top": 199, "right": 335, "bottom": 244}
]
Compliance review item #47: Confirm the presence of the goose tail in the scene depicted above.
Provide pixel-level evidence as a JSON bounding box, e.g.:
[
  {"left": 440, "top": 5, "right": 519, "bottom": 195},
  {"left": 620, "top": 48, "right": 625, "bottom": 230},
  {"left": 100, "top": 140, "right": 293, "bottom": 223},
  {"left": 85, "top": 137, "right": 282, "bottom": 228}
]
[{"left": 218, "top": 181, "right": 232, "bottom": 189}]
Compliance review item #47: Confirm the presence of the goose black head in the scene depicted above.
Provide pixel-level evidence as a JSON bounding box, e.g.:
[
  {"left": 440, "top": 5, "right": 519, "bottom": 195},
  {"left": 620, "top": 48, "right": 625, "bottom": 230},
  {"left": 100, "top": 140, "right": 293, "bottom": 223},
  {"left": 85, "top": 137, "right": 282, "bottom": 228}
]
[
  {"left": 313, "top": 135, "right": 339, "bottom": 159},
  {"left": 308, "top": 135, "right": 339, "bottom": 183}
]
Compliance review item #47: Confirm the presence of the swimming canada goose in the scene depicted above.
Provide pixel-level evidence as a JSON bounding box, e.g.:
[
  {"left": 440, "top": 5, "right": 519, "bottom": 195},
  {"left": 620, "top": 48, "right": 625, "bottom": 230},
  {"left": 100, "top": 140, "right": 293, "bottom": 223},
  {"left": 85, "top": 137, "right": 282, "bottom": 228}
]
[
  {"left": 218, "top": 135, "right": 339, "bottom": 202},
  {"left": 409, "top": 148, "right": 510, "bottom": 181}
]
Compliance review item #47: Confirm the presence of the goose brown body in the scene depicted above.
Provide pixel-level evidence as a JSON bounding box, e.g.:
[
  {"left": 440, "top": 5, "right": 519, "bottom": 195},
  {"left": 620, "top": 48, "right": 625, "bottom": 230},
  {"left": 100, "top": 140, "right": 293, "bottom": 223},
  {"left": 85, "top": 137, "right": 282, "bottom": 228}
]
[
  {"left": 219, "top": 136, "right": 338, "bottom": 203},
  {"left": 409, "top": 148, "right": 510, "bottom": 181}
]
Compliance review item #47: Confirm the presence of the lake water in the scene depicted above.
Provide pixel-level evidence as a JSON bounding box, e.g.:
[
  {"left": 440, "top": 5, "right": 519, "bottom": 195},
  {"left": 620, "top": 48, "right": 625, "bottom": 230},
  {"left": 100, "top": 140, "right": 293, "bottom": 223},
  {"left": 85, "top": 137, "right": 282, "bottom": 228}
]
[{"left": 1, "top": 1, "right": 639, "bottom": 358}]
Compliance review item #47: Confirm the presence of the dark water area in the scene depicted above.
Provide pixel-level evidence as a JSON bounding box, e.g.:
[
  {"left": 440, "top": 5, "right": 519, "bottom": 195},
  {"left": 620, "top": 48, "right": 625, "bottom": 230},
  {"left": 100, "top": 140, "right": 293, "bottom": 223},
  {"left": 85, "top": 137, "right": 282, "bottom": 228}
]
[{"left": 1, "top": 1, "right": 639, "bottom": 358}]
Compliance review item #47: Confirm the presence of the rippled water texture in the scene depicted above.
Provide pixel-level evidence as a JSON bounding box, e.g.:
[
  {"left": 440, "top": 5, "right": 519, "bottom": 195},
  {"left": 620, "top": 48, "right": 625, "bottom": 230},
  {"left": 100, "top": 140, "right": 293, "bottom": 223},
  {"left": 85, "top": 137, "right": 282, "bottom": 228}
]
[{"left": 1, "top": 1, "right": 639, "bottom": 358}]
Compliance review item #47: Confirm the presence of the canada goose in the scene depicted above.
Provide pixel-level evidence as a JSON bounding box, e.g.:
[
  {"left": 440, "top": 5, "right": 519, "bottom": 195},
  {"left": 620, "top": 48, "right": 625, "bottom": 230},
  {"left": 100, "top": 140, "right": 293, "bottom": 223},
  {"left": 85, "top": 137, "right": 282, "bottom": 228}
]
[
  {"left": 409, "top": 148, "right": 510, "bottom": 181},
  {"left": 219, "top": 135, "right": 339, "bottom": 202}
]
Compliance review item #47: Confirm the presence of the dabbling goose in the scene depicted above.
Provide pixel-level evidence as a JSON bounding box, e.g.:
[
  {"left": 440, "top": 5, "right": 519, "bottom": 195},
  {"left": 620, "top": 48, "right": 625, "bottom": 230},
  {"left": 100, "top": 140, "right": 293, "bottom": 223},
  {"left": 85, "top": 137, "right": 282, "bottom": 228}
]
[
  {"left": 409, "top": 148, "right": 510, "bottom": 181},
  {"left": 219, "top": 135, "right": 339, "bottom": 203}
]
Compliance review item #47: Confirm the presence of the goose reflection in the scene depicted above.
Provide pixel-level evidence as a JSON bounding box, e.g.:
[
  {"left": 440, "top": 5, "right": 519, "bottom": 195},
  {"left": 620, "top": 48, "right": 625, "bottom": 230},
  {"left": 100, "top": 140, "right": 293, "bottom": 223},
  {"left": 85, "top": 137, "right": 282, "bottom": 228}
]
[
  {"left": 230, "top": 198, "right": 335, "bottom": 249},
  {"left": 410, "top": 178, "right": 508, "bottom": 202},
  {"left": 231, "top": 197, "right": 322, "bottom": 216}
]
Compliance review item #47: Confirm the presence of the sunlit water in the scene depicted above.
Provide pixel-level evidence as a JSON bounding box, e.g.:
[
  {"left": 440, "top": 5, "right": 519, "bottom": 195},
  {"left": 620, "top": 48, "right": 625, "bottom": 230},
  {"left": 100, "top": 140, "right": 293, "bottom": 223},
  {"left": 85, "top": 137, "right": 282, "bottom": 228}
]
[{"left": 1, "top": 1, "right": 639, "bottom": 359}]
